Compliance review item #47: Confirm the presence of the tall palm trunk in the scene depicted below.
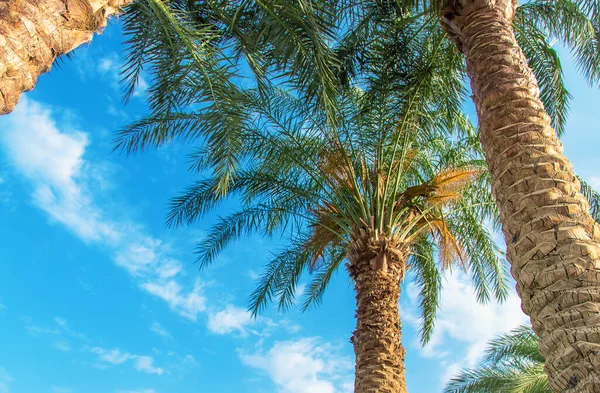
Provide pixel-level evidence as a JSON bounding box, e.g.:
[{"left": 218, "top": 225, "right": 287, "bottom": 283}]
[
  {"left": 0, "top": 0, "right": 133, "bottom": 114},
  {"left": 443, "top": 1, "right": 600, "bottom": 391},
  {"left": 347, "top": 236, "right": 408, "bottom": 393}
]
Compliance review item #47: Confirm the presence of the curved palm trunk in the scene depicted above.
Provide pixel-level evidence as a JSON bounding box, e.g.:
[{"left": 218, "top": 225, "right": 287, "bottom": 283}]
[
  {"left": 347, "top": 240, "right": 408, "bottom": 393},
  {"left": 0, "top": 0, "right": 133, "bottom": 114},
  {"left": 443, "top": 1, "right": 600, "bottom": 391}
]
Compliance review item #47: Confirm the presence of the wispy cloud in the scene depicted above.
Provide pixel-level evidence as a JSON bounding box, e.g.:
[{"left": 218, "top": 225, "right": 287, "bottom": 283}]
[
  {"left": 403, "top": 271, "right": 529, "bottom": 385},
  {"left": 208, "top": 305, "right": 254, "bottom": 336},
  {"left": 240, "top": 338, "right": 352, "bottom": 393},
  {"left": 23, "top": 316, "right": 85, "bottom": 351},
  {"left": 141, "top": 279, "right": 206, "bottom": 321},
  {"left": 96, "top": 51, "right": 148, "bottom": 100},
  {"left": 150, "top": 322, "right": 172, "bottom": 339},
  {"left": 134, "top": 356, "right": 164, "bottom": 375},
  {"left": 0, "top": 367, "right": 13, "bottom": 393},
  {"left": 0, "top": 98, "right": 299, "bottom": 339},
  {"left": 0, "top": 172, "right": 14, "bottom": 210},
  {"left": 89, "top": 347, "right": 164, "bottom": 376},
  {"left": 0, "top": 98, "right": 207, "bottom": 321},
  {"left": 24, "top": 323, "right": 60, "bottom": 337},
  {"left": 53, "top": 341, "right": 72, "bottom": 352},
  {"left": 588, "top": 176, "right": 600, "bottom": 191}
]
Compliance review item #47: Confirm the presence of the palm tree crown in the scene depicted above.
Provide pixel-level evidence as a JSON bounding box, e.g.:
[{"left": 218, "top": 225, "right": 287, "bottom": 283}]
[{"left": 154, "top": 85, "right": 507, "bottom": 342}]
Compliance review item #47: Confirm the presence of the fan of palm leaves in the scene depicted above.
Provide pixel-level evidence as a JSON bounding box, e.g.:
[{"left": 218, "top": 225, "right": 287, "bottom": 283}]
[
  {"left": 115, "top": 0, "right": 341, "bottom": 195},
  {"left": 444, "top": 325, "right": 549, "bottom": 393},
  {"left": 114, "top": 4, "right": 513, "bottom": 343},
  {"left": 154, "top": 82, "right": 507, "bottom": 343},
  {"left": 331, "top": 0, "right": 600, "bottom": 136}
]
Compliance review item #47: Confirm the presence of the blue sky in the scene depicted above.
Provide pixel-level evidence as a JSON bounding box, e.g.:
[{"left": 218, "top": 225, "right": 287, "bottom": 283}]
[{"left": 1, "top": 18, "right": 599, "bottom": 393}]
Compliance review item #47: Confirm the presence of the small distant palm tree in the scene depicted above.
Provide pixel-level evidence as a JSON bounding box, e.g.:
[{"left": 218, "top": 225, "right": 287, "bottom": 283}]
[
  {"left": 444, "top": 325, "right": 549, "bottom": 393},
  {"left": 138, "top": 85, "right": 508, "bottom": 392}
]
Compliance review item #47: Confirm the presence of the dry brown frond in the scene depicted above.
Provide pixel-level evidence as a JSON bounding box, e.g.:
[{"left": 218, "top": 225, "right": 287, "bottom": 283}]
[
  {"left": 428, "top": 218, "right": 466, "bottom": 269},
  {"left": 430, "top": 167, "right": 482, "bottom": 196}
]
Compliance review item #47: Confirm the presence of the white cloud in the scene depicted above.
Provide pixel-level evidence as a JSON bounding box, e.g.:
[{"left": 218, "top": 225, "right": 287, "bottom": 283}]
[
  {"left": 133, "top": 74, "right": 149, "bottom": 98},
  {"left": 247, "top": 269, "right": 260, "bottom": 280},
  {"left": 141, "top": 279, "right": 206, "bottom": 321},
  {"left": 89, "top": 347, "right": 164, "bottom": 375},
  {"left": 96, "top": 52, "right": 121, "bottom": 90},
  {"left": 240, "top": 338, "right": 352, "bottom": 393},
  {"left": 98, "top": 57, "right": 116, "bottom": 73},
  {"left": 114, "top": 238, "right": 183, "bottom": 278},
  {"left": 150, "top": 322, "right": 171, "bottom": 339},
  {"left": 24, "top": 324, "right": 60, "bottom": 336},
  {"left": 23, "top": 317, "right": 85, "bottom": 351},
  {"left": 0, "top": 367, "right": 13, "bottom": 393},
  {"left": 182, "top": 354, "right": 197, "bottom": 367},
  {"left": 54, "top": 317, "right": 68, "bottom": 328},
  {"left": 96, "top": 51, "right": 147, "bottom": 100},
  {"left": 133, "top": 356, "right": 164, "bottom": 375},
  {"left": 208, "top": 305, "right": 253, "bottom": 335},
  {"left": 90, "top": 347, "right": 131, "bottom": 365},
  {"left": 54, "top": 341, "right": 71, "bottom": 352},
  {"left": 0, "top": 98, "right": 119, "bottom": 243},
  {"left": 0, "top": 98, "right": 208, "bottom": 323},
  {"left": 403, "top": 271, "right": 529, "bottom": 384}
]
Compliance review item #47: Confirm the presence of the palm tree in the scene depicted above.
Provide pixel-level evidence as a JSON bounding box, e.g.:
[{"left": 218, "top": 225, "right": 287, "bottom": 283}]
[
  {"left": 115, "top": 14, "right": 512, "bottom": 390},
  {"left": 331, "top": 2, "right": 600, "bottom": 390},
  {"left": 0, "top": 0, "right": 134, "bottom": 114},
  {"left": 136, "top": 84, "right": 507, "bottom": 392},
  {"left": 444, "top": 325, "right": 550, "bottom": 393}
]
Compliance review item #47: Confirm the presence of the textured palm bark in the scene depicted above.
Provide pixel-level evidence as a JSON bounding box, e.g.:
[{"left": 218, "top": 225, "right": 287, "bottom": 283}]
[
  {"left": 347, "top": 240, "right": 408, "bottom": 393},
  {"left": 0, "top": 0, "right": 133, "bottom": 114},
  {"left": 443, "top": 1, "right": 600, "bottom": 392}
]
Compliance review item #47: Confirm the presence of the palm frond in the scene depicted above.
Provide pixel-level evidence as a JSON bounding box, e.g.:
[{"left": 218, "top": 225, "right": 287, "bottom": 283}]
[
  {"left": 578, "top": 176, "right": 600, "bottom": 224},
  {"left": 444, "top": 325, "right": 549, "bottom": 393},
  {"left": 409, "top": 237, "right": 441, "bottom": 345},
  {"left": 517, "top": 0, "right": 600, "bottom": 87},
  {"left": 514, "top": 4, "right": 572, "bottom": 135}
]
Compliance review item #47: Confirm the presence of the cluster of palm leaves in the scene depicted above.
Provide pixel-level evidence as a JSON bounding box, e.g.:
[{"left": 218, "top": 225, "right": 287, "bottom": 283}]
[
  {"left": 444, "top": 325, "right": 550, "bottom": 393},
  {"left": 166, "top": 87, "right": 507, "bottom": 338},
  {"left": 116, "top": 0, "right": 512, "bottom": 331},
  {"left": 105, "top": 0, "right": 600, "bottom": 390},
  {"left": 5, "top": 0, "right": 600, "bottom": 390},
  {"left": 90, "top": 0, "right": 600, "bottom": 391}
]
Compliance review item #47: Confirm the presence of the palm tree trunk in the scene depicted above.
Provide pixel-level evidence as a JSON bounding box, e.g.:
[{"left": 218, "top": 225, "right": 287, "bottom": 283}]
[
  {"left": 347, "top": 245, "right": 408, "bottom": 393},
  {"left": 0, "top": 0, "right": 133, "bottom": 114},
  {"left": 443, "top": 1, "right": 600, "bottom": 392}
]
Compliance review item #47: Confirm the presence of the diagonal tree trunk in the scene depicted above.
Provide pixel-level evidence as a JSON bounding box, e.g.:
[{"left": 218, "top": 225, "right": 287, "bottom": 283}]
[
  {"left": 347, "top": 236, "right": 408, "bottom": 393},
  {"left": 443, "top": 1, "right": 600, "bottom": 391},
  {"left": 0, "top": 0, "right": 133, "bottom": 114}
]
